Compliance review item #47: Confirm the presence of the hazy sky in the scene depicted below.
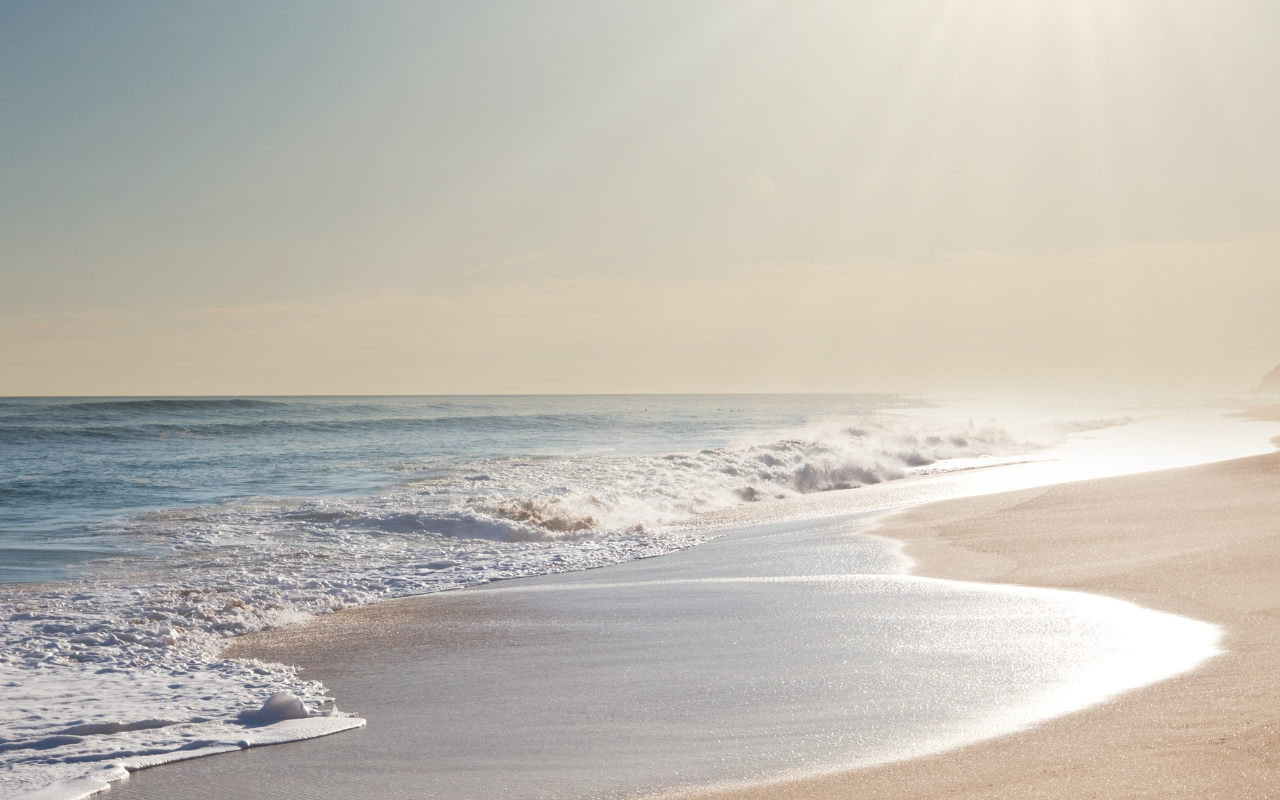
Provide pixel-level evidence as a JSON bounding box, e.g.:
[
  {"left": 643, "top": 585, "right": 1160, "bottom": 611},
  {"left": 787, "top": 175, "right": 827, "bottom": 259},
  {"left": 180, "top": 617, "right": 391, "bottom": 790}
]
[{"left": 3, "top": 0, "right": 1279, "bottom": 395}]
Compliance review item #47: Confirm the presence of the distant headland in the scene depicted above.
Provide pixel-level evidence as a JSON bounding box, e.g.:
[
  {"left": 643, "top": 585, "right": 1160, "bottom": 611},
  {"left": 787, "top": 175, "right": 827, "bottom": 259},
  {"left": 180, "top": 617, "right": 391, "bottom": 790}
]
[{"left": 1254, "top": 364, "right": 1280, "bottom": 394}]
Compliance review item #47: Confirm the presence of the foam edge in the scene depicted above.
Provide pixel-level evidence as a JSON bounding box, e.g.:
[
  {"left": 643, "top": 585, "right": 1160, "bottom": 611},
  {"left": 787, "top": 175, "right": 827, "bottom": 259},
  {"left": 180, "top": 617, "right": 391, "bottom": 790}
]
[{"left": 17, "top": 717, "right": 367, "bottom": 800}]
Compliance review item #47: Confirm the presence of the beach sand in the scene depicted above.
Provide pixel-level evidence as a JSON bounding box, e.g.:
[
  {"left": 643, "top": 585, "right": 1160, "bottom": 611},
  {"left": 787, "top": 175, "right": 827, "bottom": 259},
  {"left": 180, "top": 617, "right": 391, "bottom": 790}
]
[
  {"left": 101, "top": 420, "right": 1280, "bottom": 800},
  {"left": 675, "top": 447, "right": 1280, "bottom": 800}
]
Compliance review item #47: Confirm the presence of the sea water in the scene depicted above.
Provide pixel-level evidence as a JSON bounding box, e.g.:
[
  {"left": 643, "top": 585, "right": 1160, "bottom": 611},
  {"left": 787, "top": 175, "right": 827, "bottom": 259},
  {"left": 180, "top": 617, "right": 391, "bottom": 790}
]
[
  {"left": 101, "top": 512, "right": 1223, "bottom": 800},
  {"left": 0, "top": 395, "right": 1272, "bottom": 797}
]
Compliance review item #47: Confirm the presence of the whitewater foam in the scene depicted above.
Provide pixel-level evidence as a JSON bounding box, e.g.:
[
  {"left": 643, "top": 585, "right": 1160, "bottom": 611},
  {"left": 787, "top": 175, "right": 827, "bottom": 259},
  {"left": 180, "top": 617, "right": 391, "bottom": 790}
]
[
  {"left": 0, "top": 402, "right": 1143, "bottom": 796},
  {"left": 0, "top": 527, "right": 696, "bottom": 796}
]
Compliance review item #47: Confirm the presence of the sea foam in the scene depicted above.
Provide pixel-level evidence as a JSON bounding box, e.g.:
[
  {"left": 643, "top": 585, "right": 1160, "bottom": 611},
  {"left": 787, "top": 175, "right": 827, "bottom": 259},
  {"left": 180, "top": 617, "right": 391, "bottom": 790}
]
[{"left": 0, "top": 412, "right": 1120, "bottom": 796}]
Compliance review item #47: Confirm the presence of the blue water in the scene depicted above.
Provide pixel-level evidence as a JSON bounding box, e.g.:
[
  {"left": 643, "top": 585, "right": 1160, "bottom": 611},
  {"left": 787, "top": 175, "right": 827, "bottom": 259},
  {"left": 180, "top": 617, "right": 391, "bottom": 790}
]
[
  {"left": 2, "top": 396, "right": 1251, "bottom": 797},
  {"left": 0, "top": 395, "right": 922, "bottom": 583}
]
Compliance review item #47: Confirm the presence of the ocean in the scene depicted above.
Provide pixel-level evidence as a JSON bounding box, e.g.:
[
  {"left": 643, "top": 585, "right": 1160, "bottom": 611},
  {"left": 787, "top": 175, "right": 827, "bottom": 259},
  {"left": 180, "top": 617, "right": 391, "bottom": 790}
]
[
  {"left": 0, "top": 394, "right": 1073, "bottom": 585},
  {"left": 0, "top": 395, "right": 1272, "bottom": 798}
]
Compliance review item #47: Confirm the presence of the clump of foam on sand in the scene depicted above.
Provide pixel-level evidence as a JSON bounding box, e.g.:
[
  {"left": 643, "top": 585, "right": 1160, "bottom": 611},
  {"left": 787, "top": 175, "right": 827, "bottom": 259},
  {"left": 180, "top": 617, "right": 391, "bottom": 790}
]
[
  {"left": 239, "top": 692, "right": 311, "bottom": 723},
  {"left": 14, "top": 693, "right": 361, "bottom": 800}
]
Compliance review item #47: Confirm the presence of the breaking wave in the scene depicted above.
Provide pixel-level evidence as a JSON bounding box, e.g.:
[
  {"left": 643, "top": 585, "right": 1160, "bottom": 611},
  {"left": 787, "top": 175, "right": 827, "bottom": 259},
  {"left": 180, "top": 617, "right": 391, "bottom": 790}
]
[
  {"left": 0, "top": 405, "right": 1126, "bottom": 796},
  {"left": 396, "top": 416, "right": 1125, "bottom": 540}
]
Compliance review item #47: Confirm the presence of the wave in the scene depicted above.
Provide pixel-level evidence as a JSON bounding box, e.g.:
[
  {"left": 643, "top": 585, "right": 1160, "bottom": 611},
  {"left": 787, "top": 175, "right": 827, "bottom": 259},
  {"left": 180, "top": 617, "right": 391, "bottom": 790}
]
[
  {"left": 0, "top": 399, "right": 294, "bottom": 441},
  {"left": 63, "top": 398, "right": 289, "bottom": 413},
  {"left": 0, "top": 411, "right": 628, "bottom": 445},
  {"left": 0, "top": 408, "right": 1129, "bottom": 795},
  {"left": 423, "top": 417, "right": 1127, "bottom": 538},
  {"left": 91, "top": 415, "right": 1127, "bottom": 546}
]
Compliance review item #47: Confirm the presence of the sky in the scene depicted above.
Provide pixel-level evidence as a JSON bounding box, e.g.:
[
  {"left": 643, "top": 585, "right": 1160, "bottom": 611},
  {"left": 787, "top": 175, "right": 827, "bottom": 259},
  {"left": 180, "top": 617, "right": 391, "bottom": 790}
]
[{"left": 2, "top": 0, "right": 1279, "bottom": 396}]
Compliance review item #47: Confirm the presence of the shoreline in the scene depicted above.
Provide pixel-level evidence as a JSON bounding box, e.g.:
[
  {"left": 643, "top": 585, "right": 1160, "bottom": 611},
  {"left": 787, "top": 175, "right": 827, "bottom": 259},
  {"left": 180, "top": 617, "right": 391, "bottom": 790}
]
[
  {"left": 53, "top": 411, "right": 1280, "bottom": 799},
  {"left": 669, "top": 448, "right": 1280, "bottom": 799}
]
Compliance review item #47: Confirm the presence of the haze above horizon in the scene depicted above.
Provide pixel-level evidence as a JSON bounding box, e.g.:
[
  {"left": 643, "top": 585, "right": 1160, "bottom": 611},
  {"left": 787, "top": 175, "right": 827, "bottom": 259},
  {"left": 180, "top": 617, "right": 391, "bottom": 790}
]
[{"left": 3, "top": 1, "right": 1279, "bottom": 396}]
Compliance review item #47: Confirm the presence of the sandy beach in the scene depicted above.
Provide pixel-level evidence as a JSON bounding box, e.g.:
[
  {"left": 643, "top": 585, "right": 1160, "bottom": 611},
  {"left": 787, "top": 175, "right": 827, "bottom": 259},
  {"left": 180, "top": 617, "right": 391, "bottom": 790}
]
[
  {"left": 96, "top": 423, "right": 1280, "bottom": 800},
  {"left": 677, "top": 447, "right": 1280, "bottom": 799},
  {"left": 10, "top": 2, "right": 1280, "bottom": 795}
]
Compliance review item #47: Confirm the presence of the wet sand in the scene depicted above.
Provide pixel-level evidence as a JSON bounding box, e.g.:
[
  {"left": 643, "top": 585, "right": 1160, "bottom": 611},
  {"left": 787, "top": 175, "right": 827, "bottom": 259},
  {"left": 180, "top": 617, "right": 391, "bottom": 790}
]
[
  {"left": 107, "top": 508, "right": 1212, "bottom": 800},
  {"left": 99, "top": 414, "right": 1280, "bottom": 800},
  {"left": 674, "top": 448, "right": 1280, "bottom": 799}
]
